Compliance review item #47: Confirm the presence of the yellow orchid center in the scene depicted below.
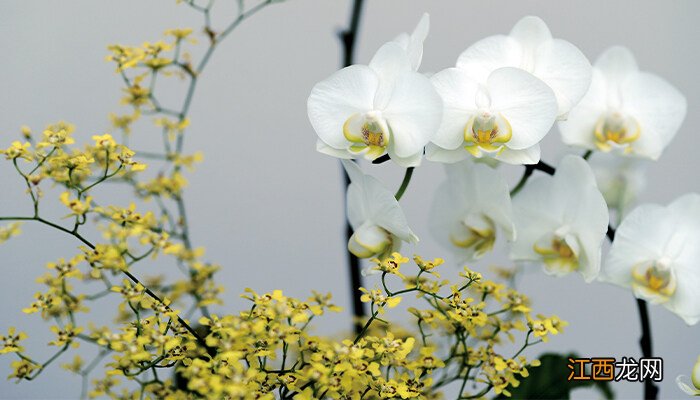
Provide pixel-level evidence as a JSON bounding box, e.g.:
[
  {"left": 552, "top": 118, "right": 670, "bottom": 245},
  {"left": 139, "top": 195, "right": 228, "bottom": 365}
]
[
  {"left": 449, "top": 214, "right": 496, "bottom": 258},
  {"left": 594, "top": 112, "right": 640, "bottom": 153},
  {"left": 343, "top": 112, "right": 390, "bottom": 160},
  {"left": 631, "top": 260, "right": 676, "bottom": 301},
  {"left": 463, "top": 111, "right": 513, "bottom": 157},
  {"left": 533, "top": 235, "right": 579, "bottom": 275}
]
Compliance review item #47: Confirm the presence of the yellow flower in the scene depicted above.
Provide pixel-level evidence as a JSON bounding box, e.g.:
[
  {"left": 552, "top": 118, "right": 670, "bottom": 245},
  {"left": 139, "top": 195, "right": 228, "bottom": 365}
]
[
  {"left": 59, "top": 192, "right": 92, "bottom": 216},
  {"left": 371, "top": 252, "right": 409, "bottom": 277},
  {"left": 92, "top": 133, "right": 117, "bottom": 150},
  {"left": 1, "top": 141, "right": 32, "bottom": 161},
  {"left": 38, "top": 122, "right": 75, "bottom": 148},
  {"left": 360, "top": 287, "right": 402, "bottom": 310},
  {"left": 413, "top": 255, "right": 444, "bottom": 277},
  {"left": 121, "top": 84, "right": 151, "bottom": 107},
  {"left": 0, "top": 327, "right": 27, "bottom": 354},
  {"left": 22, "top": 292, "right": 57, "bottom": 318},
  {"left": 46, "top": 255, "right": 84, "bottom": 279},
  {"left": 117, "top": 147, "right": 147, "bottom": 171},
  {"left": 165, "top": 28, "right": 195, "bottom": 41},
  {"left": 49, "top": 324, "right": 83, "bottom": 347},
  {"left": 0, "top": 222, "right": 22, "bottom": 244},
  {"left": 8, "top": 359, "right": 37, "bottom": 382},
  {"left": 61, "top": 355, "right": 84, "bottom": 373},
  {"left": 109, "top": 112, "right": 140, "bottom": 134}
]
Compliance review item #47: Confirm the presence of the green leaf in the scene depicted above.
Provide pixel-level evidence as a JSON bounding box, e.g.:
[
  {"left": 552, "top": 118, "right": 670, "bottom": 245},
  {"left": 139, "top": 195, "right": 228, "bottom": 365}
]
[{"left": 494, "top": 353, "right": 615, "bottom": 400}]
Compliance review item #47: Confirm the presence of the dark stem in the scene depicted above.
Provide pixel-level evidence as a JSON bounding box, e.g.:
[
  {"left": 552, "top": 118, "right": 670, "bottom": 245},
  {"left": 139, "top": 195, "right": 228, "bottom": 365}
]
[
  {"left": 372, "top": 154, "right": 390, "bottom": 164},
  {"left": 338, "top": 0, "right": 366, "bottom": 334},
  {"left": 636, "top": 298, "right": 659, "bottom": 400}
]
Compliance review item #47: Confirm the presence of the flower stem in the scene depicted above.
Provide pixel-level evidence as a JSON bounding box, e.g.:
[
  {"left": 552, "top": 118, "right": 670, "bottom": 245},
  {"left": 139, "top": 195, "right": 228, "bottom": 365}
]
[
  {"left": 395, "top": 167, "right": 414, "bottom": 201},
  {"left": 636, "top": 298, "right": 659, "bottom": 399},
  {"left": 338, "top": 0, "right": 366, "bottom": 334}
]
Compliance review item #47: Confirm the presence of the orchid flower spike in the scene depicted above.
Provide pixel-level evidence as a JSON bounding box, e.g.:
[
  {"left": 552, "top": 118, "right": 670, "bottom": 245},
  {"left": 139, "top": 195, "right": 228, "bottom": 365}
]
[
  {"left": 342, "top": 160, "right": 418, "bottom": 260},
  {"left": 600, "top": 193, "right": 700, "bottom": 325},
  {"left": 559, "top": 46, "right": 687, "bottom": 160},
  {"left": 510, "top": 155, "right": 609, "bottom": 281},
  {"left": 456, "top": 16, "right": 592, "bottom": 119},
  {"left": 308, "top": 17, "right": 442, "bottom": 168},
  {"left": 430, "top": 159, "right": 515, "bottom": 262}
]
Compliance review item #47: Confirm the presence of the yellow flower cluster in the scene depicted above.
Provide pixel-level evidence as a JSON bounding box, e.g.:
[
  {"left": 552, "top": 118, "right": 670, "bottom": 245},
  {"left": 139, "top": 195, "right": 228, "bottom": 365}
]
[{"left": 0, "top": 5, "right": 565, "bottom": 398}]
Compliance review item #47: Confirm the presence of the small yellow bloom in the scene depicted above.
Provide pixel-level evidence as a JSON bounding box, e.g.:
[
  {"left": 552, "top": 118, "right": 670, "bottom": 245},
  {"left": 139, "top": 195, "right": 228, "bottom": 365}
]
[
  {"left": 0, "top": 222, "right": 22, "bottom": 244},
  {"left": 1, "top": 141, "right": 32, "bottom": 161},
  {"left": 0, "top": 327, "right": 27, "bottom": 354},
  {"left": 59, "top": 192, "right": 92, "bottom": 216}
]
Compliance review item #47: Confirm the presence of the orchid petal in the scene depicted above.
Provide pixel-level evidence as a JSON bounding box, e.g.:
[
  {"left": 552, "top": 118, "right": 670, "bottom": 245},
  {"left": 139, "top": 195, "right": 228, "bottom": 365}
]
[
  {"left": 488, "top": 67, "right": 558, "bottom": 150},
  {"left": 308, "top": 65, "right": 378, "bottom": 149}
]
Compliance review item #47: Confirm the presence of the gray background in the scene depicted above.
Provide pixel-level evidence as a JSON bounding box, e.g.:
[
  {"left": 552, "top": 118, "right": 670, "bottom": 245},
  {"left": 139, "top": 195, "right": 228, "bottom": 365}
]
[{"left": 1, "top": 0, "right": 699, "bottom": 398}]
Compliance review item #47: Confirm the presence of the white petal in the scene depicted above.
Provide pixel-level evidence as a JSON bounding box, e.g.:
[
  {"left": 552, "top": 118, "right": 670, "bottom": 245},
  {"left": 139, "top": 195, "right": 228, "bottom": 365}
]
[
  {"left": 342, "top": 160, "right": 369, "bottom": 229},
  {"left": 393, "top": 33, "right": 409, "bottom": 49},
  {"left": 622, "top": 71, "right": 687, "bottom": 160},
  {"left": 509, "top": 16, "right": 552, "bottom": 52},
  {"left": 670, "top": 269, "right": 700, "bottom": 325},
  {"left": 430, "top": 160, "right": 513, "bottom": 261},
  {"left": 317, "top": 139, "right": 354, "bottom": 159},
  {"left": 363, "top": 176, "right": 415, "bottom": 241},
  {"left": 558, "top": 69, "right": 609, "bottom": 149},
  {"left": 369, "top": 42, "right": 412, "bottom": 109},
  {"left": 342, "top": 160, "right": 417, "bottom": 242},
  {"left": 430, "top": 68, "right": 479, "bottom": 149},
  {"left": 341, "top": 159, "right": 364, "bottom": 185},
  {"left": 510, "top": 176, "right": 562, "bottom": 261},
  {"left": 554, "top": 156, "right": 609, "bottom": 216},
  {"left": 425, "top": 143, "right": 469, "bottom": 163},
  {"left": 495, "top": 144, "right": 540, "bottom": 165},
  {"left": 456, "top": 35, "right": 522, "bottom": 84},
  {"left": 532, "top": 38, "right": 592, "bottom": 116},
  {"left": 406, "top": 13, "right": 430, "bottom": 71},
  {"left": 553, "top": 156, "right": 609, "bottom": 231},
  {"left": 676, "top": 376, "right": 700, "bottom": 396},
  {"left": 595, "top": 46, "right": 639, "bottom": 89},
  {"left": 308, "top": 65, "right": 378, "bottom": 149},
  {"left": 384, "top": 72, "right": 443, "bottom": 158},
  {"left": 667, "top": 194, "right": 700, "bottom": 323},
  {"left": 600, "top": 204, "right": 668, "bottom": 286},
  {"left": 354, "top": 223, "right": 391, "bottom": 252},
  {"left": 389, "top": 150, "right": 423, "bottom": 168},
  {"left": 488, "top": 67, "right": 558, "bottom": 150},
  {"left": 470, "top": 162, "right": 515, "bottom": 240}
]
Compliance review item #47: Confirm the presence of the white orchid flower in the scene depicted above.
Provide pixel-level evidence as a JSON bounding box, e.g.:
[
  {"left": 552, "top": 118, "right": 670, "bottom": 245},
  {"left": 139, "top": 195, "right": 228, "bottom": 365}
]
[
  {"left": 510, "top": 155, "right": 609, "bottom": 281},
  {"left": 426, "top": 66, "right": 557, "bottom": 165},
  {"left": 588, "top": 151, "right": 647, "bottom": 219},
  {"left": 677, "top": 356, "right": 700, "bottom": 396},
  {"left": 430, "top": 160, "right": 515, "bottom": 262},
  {"left": 456, "top": 16, "right": 591, "bottom": 118},
  {"left": 342, "top": 160, "right": 418, "bottom": 259},
  {"left": 392, "top": 13, "right": 430, "bottom": 71},
  {"left": 308, "top": 40, "right": 442, "bottom": 167},
  {"left": 600, "top": 193, "right": 700, "bottom": 325},
  {"left": 559, "top": 46, "right": 687, "bottom": 160}
]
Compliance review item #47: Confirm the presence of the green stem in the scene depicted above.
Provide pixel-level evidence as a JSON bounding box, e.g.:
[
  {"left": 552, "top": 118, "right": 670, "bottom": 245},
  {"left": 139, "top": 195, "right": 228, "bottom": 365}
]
[{"left": 394, "top": 167, "right": 414, "bottom": 201}]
